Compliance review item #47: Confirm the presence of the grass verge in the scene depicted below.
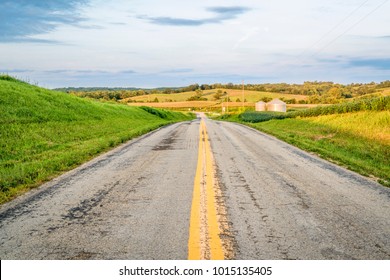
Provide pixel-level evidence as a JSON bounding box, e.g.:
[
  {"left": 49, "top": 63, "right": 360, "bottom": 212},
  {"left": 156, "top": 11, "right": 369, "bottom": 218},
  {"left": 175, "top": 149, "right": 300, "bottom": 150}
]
[{"left": 0, "top": 76, "right": 193, "bottom": 204}]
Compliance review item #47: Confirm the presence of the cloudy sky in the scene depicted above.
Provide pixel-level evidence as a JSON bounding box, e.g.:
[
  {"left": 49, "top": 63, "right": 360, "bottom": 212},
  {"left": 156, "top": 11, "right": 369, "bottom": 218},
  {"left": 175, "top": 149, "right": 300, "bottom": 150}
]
[{"left": 1, "top": 0, "right": 389, "bottom": 88}]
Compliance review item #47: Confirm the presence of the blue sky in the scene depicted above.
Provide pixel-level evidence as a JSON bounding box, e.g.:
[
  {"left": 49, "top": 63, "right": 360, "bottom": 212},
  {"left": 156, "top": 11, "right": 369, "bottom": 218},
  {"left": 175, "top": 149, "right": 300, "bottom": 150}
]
[{"left": 0, "top": 0, "right": 389, "bottom": 88}]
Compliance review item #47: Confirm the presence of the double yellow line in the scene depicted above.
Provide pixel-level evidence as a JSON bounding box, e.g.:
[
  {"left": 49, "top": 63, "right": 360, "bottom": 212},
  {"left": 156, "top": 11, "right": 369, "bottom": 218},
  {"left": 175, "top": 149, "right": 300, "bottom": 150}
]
[{"left": 188, "top": 119, "right": 225, "bottom": 260}]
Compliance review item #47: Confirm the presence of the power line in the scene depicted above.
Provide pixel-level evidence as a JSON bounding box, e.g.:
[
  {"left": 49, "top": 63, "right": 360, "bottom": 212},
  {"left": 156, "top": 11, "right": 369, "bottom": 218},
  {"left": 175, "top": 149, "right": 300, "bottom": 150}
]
[
  {"left": 298, "top": 0, "right": 371, "bottom": 59},
  {"left": 268, "top": 0, "right": 388, "bottom": 81},
  {"left": 311, "top": 0, "right": 389, "bottom": 57}
]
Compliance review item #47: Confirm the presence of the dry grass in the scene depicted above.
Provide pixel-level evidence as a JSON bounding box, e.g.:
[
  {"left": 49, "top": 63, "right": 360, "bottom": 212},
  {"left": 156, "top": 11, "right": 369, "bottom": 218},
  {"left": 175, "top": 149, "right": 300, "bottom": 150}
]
[
  {"left": 127, "top": 101, "right": 217, "bottom": 108},
  {"left": 127, "top": 101, "right": 322, "bottom": 111},
  {"left": 305, "top": 111, "right": 390, "bottom": 145},
  {"left": 127, "top": 101, "right": 274, "bottom": 112},
  {"left": 220, "top": 89, "right": 308, "bottom": 102}
]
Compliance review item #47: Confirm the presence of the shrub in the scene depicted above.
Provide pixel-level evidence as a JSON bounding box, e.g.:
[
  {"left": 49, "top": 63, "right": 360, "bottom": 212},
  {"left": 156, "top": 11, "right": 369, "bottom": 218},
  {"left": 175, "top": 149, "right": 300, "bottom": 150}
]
[
  {"left": 139, "top": 106, "right": 174, "bottom": 119},
  {"left": 239, "top": 111, "right": 288, "bottom": 123}
]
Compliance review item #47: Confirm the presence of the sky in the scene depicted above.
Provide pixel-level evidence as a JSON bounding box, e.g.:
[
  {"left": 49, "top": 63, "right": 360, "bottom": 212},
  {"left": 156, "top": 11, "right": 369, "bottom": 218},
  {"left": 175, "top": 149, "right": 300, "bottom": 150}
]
[{"left": 0, "top": 0, "right": 389, "bottom": 88}]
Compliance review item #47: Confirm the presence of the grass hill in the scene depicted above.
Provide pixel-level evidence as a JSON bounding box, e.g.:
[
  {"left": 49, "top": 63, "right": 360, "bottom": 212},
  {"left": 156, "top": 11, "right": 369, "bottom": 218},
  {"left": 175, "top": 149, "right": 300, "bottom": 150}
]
[{"left": 0, "top": 75, "right": 193, "bottom": 204}]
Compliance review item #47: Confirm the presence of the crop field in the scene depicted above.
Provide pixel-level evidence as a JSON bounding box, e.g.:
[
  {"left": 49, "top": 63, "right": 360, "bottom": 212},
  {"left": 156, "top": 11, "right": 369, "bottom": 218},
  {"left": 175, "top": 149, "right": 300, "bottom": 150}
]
[
  {"left": 304, "top": 111, "right": 390, "bottom": 145},
  {"left": 127, "top": 101, "right": 217, "bottom": 109},
  {"left": 128, "top": 91, "right": 196, "bottom": 102},
  {"left": 125, "top": 88, "right": 309, "bottom": 104},
  {"left": 215, "top": 89, "right": 308, "bottom": 103}
]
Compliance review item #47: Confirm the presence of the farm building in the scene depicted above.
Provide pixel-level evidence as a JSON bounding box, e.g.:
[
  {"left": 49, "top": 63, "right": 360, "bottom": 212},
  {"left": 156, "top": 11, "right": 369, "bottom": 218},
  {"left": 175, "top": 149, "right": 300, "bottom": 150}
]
[
  {"left": 267, "top": 99, "right": 286, "bottom": 112},
  {"left": 255, "top": 101, "right": 266, "bottom": 111}
]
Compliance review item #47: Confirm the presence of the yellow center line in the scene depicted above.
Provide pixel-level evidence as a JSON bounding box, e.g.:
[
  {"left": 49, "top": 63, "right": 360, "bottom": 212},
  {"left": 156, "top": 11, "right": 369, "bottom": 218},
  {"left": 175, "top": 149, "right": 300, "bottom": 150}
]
[{"left": 188, "top": 118, "right": 225, "bottom": 260}]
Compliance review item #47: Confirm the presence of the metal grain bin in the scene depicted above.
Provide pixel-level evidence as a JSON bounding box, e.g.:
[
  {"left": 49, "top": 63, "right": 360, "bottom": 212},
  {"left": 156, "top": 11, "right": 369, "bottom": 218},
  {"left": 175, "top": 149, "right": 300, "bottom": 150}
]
[
  {"left": 267, "top": 99, "right": 286, "bottom": 112},
  {"left": 255, "top": 101, "right": 267, "bottom": 111}
]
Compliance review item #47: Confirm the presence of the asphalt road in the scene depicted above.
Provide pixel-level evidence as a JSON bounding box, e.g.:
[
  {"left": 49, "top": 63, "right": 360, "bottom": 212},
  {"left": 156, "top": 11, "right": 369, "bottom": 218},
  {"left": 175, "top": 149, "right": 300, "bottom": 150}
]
[{"left": 1, "top": 115, "right": 389, "bottom": 259}]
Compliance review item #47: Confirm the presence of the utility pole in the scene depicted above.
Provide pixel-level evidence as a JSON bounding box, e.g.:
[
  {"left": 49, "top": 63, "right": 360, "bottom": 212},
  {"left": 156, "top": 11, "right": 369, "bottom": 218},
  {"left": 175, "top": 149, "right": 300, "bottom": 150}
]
[
  {"left": 226, "top": 90, "right": 229, "bottom": 114},
  {"left": 242, "top": 80, "right": 245, "bottom": 111}
]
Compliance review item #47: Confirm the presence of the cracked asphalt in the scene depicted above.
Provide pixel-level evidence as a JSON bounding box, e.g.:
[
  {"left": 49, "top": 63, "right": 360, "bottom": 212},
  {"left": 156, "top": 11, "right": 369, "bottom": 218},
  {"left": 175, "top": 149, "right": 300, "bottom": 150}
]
[{"left": 0, "top": 116, "right": 389, "bottom": 259}]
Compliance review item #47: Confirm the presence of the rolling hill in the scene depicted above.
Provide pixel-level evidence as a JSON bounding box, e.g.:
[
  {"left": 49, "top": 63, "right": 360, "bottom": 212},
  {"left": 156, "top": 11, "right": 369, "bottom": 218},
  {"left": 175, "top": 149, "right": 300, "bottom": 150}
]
[
  {"left": 124, "top": 88, "right": 310, "bottom": 111},
  {"left": 0, "top": 75, "right": 192, "bottom": 203}
]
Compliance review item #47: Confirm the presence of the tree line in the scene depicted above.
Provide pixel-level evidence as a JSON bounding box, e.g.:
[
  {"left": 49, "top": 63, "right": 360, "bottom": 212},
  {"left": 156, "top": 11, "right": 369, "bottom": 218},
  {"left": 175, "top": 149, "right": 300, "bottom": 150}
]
[{"left": 59, "top": 80, "right": 390, "bottom": 104}]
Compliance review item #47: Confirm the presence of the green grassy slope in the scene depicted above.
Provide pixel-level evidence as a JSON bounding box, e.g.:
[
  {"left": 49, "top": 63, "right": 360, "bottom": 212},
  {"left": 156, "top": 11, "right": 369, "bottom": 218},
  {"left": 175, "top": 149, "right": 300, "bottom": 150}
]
[{"left": 0, "top": 76, "right": 193, "bottom": 203}]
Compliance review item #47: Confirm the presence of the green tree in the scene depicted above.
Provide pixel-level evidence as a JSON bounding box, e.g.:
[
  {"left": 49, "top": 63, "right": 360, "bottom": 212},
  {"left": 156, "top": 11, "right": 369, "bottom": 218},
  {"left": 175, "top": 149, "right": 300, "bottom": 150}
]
[{"left": 213, "top": 90, "right": 222, "bottom": 100}]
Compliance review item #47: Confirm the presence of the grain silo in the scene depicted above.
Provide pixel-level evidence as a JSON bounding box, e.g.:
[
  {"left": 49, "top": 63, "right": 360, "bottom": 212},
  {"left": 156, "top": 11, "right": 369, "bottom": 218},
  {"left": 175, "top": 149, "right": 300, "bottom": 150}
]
[
  {"left": 255, "top": 101, "right": 266, "bottom": 111},
  {"left": 267, "top": 99, "right": 286, "bottom": 112}
]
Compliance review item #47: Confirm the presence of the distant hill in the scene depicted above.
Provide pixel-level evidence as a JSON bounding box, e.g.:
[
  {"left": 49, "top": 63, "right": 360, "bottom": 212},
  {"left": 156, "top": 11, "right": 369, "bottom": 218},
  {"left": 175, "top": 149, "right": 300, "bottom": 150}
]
[
  {"left": 54, "top": 86, "right": 141, "bottom": 92},
  {"left": 54, "top": 86, "right": 184, "bottom": 92}
]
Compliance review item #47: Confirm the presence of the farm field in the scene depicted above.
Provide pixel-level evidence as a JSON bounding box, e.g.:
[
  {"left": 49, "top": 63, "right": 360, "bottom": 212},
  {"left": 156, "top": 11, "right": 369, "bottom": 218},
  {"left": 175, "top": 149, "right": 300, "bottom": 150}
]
[
  {"left": 125, "top": 89, "right": 312, "bottom": 112},
  {"left": 125, "top": 88, "right": 309, "bottom": 103},
  {"left": 0, "top": 76, "right": 193, "bottom": 204},
  {"left": 127, "top": 100, "right": 218, "bottom": 110}
]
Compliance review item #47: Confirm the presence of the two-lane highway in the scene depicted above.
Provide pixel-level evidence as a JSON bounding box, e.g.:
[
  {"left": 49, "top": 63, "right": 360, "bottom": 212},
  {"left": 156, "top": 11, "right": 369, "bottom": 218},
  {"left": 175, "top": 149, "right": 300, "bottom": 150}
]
[{"left": 1, "top": 114, "right": 389, "bottom": 259}]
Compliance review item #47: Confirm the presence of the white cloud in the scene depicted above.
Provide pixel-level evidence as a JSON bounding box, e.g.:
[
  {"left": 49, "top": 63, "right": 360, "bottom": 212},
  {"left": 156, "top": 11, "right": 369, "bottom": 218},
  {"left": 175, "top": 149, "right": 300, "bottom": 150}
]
[{"left": 1, "top": 0, "right": 389, "bottom": 87}]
